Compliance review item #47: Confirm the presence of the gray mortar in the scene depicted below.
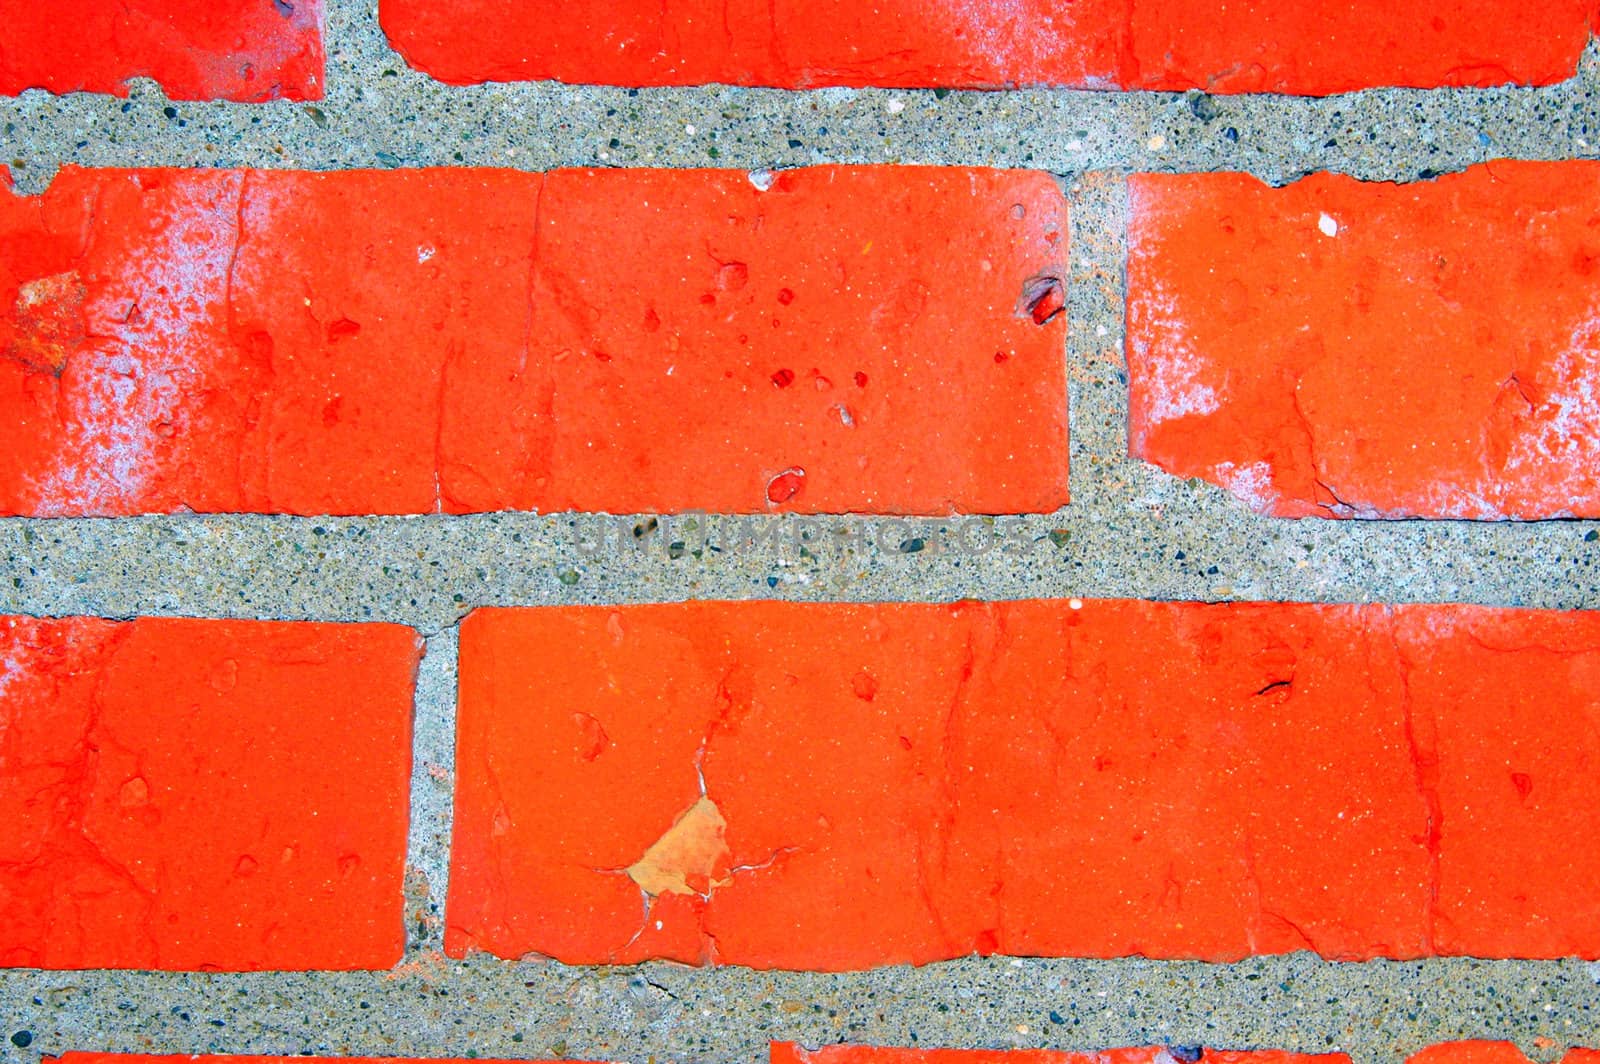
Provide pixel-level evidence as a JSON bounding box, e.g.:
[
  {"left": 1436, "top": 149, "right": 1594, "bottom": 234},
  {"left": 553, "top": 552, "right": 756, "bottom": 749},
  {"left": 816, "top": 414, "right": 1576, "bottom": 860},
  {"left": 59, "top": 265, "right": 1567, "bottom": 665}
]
[
  {"left": 3, "top": 2, "right": 1600, "bottom": 1063},
  {"left": 403, "top": 627, "right": 458, "bottom": 956}
]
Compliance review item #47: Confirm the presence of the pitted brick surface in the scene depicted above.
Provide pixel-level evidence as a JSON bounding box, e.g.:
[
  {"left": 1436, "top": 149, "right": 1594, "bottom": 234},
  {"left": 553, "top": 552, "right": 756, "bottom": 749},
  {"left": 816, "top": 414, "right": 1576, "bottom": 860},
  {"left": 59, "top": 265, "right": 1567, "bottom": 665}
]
[{"left": 0, "top": 166, "right": 1066, "bottom": 517}]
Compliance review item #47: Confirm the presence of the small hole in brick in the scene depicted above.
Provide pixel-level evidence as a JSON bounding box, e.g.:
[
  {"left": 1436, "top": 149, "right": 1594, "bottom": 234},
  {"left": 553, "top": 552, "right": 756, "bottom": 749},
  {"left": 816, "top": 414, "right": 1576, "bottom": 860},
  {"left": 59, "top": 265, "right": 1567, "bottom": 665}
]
[
  {"left": 1021, "top": 275, "right": 1065, "bottom": 325},
  {"left": 766, "top": 467, "right": 805, "bottom": 504}
]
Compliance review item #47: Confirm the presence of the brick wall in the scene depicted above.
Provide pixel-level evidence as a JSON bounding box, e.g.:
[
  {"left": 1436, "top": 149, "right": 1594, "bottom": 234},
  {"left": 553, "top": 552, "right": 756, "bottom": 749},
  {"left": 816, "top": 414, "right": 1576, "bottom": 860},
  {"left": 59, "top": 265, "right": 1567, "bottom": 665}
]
[{"left": 1, "top": 1, "right": 1598, "bottom": 1063}]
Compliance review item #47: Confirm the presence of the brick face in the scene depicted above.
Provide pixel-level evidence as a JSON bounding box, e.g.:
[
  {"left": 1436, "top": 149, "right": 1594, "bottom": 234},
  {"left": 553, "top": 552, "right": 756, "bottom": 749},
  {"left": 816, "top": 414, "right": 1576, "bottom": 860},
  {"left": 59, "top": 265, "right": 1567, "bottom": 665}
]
[
  {"left": 1127, "top": 162, "right": 1600, "bottom": 519},
  {"left": 0, "top": 616, "right": 419, "bottom": 970},
  {"left": 446, "top": 601, "right": 1600, "bottom": 969},
  {"left": 0, "top": 0, "right": 324, "bottom": 101},
  {"left": 379, "top": 0, "right": 1594, "bottom": 93},
  {"left": 0, "top": 165, "right": 1066, "bottom": 517}
]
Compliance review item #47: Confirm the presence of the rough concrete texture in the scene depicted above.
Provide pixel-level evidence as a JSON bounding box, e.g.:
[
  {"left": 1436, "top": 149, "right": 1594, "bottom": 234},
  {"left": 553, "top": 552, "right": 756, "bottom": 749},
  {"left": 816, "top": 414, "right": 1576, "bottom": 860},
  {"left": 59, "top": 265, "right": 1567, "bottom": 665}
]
[{"left": 2, "top": 1, "right": 1599, "bottom": 1062}]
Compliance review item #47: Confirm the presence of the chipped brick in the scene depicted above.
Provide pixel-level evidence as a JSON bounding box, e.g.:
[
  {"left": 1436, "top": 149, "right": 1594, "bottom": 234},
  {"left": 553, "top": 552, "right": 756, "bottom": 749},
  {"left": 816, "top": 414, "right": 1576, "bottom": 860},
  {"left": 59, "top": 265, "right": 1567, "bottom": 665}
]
[
  {"left": 0, "top": 166, "right": 1067, "bottom": 517},
  {"left": 0, "top": 616, "right": 419, "bottom": 970},
  {"left": 0, "top": 0, "right": 324, "bottom": 102},
  {"left": 379, "top": 0, "right": 1593, "bottom": 94},
  {"left": 447, "top": 600, "right": 1600, "bottom": 969},
  {"left": 1128, "top": 162, "right": 1600, "bottom": 519}
]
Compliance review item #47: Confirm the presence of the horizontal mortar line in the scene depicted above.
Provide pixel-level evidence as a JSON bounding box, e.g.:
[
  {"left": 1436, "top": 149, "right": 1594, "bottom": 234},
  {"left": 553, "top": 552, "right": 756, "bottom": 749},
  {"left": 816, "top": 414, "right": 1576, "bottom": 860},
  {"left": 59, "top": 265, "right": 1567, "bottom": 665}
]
[
  {"left": 3, "top": 518, "right": 1600, "bottom": 627},
  {"left": 3, "top": 83, "right": 1599, "bottom": 189},
  {"left": 1, "top": 139, "right": 1596, "bottom": 188},
  {"left": 0, "top": 955, "right": 1595, "bottom": 1064}
]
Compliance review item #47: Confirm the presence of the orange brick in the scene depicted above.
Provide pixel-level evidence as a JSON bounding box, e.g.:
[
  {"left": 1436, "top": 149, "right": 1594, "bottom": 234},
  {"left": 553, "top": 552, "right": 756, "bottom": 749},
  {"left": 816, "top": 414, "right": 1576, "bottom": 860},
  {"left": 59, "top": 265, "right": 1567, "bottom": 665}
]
[
  {"left": 380, "top": 0, "right": 1592, "bottom": 93},
  {"left": 0, "top": 616, "right": 419, "bottom": 970},
  {"left": 1128, "top": 162, "right": 1600, "bottom": 519},
  {"left": 772, "top": 1047, "right": 1347, "bottom": 1064},
  {"left": 0, "top": 0, "right": 323, "bottom": 102},
  {"left": 0, "top": 166, "right": 1066, "bottom": 517},
  {"left": 1125, "top": 3, "right": 1594, "bottom": 94},
  {"left": 447, "top": 600, "right": 1600, "bottom": 969},
  {"left": 1409, "top": 1045, "right": 1600, "bottom": 1064}
]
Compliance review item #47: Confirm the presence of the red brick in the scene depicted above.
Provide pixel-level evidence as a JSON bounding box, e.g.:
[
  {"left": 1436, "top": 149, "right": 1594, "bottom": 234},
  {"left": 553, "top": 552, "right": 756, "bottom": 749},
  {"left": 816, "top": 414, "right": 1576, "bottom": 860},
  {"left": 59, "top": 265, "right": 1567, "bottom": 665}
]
[
  {"left": 0, "top": 166, "right": 1066, "bottom": 517},
  {"left": 1128, "top": 162, "right": 1600, "bottom": 519},
  {"left": 1124, "top": 3, "right": 1595, "bottom": 94},
  {"left": 1409, "top": 1046, "right": 1600, "bottom": 1064},
  {"left": 379, "top": 0, "right": 1592, "bottom": 93},
  {"left": 446, "top": 600, "right": 1600, "bottom": 969},
  {"left": 772, "top": 1047, "right": 1347, "bottom": 1064},
  {"left": 0, "top": 0, "right": 323, "bottom": 102},
  {"left": 0, "top": 616, "right": 419, "bottom": 970}
]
